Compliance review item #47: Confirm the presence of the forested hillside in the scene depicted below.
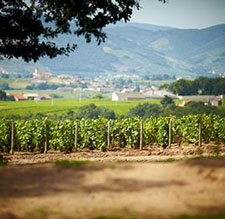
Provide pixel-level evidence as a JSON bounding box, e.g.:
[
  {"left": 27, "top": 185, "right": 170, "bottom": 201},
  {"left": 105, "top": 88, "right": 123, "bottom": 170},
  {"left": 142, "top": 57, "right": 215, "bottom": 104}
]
[{"left": 1, "top": 23, "right": 225, "bottom": 78}]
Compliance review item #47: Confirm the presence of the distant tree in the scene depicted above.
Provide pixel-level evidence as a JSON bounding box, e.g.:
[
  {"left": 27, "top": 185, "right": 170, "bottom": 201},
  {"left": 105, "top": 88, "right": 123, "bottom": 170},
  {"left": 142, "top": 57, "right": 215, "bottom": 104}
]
[
  {"left": 169, "top": 79, "right": 198, "bottom": 95},
  {"left": 6, "top": 95, "right": 15, "bottom": 101},
  {"left": 94, "top": 94, "right": 104, "bottom": 99},
  {"left": 25, "top": 85, "right": 35, "bottom": 90},
  {"left": 159, "top": 83, "right": 169, "bottom": 90},
  {"left": 75, "top": 103, "right": 115, "bottom": 119},
  {"left": 0, "top": 73, "right": 9, "bottom": 79},
  {"left": 143, "top": 75, "right": 150, "bottom": 80},
  {"left": 163, "top": 74, "right": 170, "bottom": 80},
  {"left": 25, "top": 83, "right": 59, "bottom": 90},
  {"left": 168, "top": 77, "right": 225, "bottom": 96},
  {"left": 35, "top": 113, "right": 45, "bottom": 118},
  {"left": 185, "top": 101, "right": 205, "bottom": 108},
  {"left": 99, "top": 107, "right": 116, "bottom": 119},
  {"left": 0, "top": 89, "right": 15, "bottom": 101},
  {"left": 0, "top": 83, "right": 10, "bottom": 90},
  {"left": 160, "top": 95, "right": 175, "bottom": 106},
  {"left": 151, "top": 74, "right": 163, "bottom": 81},
  {"left": 184, "top": 101, "right": 218, "bottom": 115},
  {"left": 134, "top": 85, "right": 140, "bottom": 92},
  {"left": 66, "top": 110, "right": 75, "bottom": 119},
  {"left": 127, "top": 103, "right": 162, "bottom": 119},
  {"left": 0, "top": 89, "right": 7, "bottom": 100}
]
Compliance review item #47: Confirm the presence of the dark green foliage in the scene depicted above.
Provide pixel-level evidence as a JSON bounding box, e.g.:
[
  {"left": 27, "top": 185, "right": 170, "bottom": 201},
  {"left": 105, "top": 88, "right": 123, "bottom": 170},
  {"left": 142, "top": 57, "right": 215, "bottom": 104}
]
[
  {"left": 0, "top": 0, "right": 140, "bottom": 62},
  {"left": 169, "top": 79, "right": 198, "bottom": 95},
  {"left": 169, "top": 77, "right": 225, "bottom": 95},
  {"left": 109, "top": 117, "right": 141, "bottom": 148},
  {"left": 0, "top": 119, "right": 11, "bottom": 152},
  {"left": 0, "top": 89, "right": 7, "bottom": 100},
  {"left": 49, "top": 120, "right": 75, "bottom": 152},
  {"left": 174, "top": 115, "right": 200, "bottom": 144},
  {"left": 26, "top": 83, "right": 60, "bottom": 90},
  {"left": 75, "top": 104, "right": 116, "bottom": 120},
  {"left": 127, "top": 103, "right": 162, "bottom": 119},
  {"left": 0, "top": 89, "right": 15, "bottom": 101},
  {"left": 78, "top": 117, "right": 108, "bottom": 151},
  {"left": 127, "top": 101, "right": 225, "bottom": 118},
  {"left": 1, "top": 114, "right": 225, "bottom": 153},
  {"left": 160, "top": 95, "right": 175, "bottom": 106},
  {"left": 155, "top": 117, "right": 170, "bottom": 147},
  {"left": 15, "top": 118, "right": 48, "bottom": 152},
  {"left": 94, "top": 94, "right": 104, "bottom": 99}
]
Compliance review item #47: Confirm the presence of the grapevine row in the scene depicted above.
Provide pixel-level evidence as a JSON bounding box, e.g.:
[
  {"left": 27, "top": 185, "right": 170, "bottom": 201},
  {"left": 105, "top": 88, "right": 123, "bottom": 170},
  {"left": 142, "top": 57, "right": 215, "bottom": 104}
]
[{"left": 0, "top": 114, "right": 225, "bottom": 153}]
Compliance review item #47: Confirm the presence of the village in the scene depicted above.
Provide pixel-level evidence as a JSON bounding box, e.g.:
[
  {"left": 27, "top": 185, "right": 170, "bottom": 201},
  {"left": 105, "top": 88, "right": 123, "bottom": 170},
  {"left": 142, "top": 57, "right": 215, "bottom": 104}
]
[{"left": 2, "top": 69, "right": 222, "bottom": 107}]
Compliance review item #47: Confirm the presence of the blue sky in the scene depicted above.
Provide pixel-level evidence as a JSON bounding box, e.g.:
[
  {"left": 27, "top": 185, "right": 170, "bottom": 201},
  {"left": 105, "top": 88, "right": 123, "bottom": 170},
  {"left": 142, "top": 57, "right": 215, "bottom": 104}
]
[{"left": 130, "top": 0, "right": 225, "bottom": 29}]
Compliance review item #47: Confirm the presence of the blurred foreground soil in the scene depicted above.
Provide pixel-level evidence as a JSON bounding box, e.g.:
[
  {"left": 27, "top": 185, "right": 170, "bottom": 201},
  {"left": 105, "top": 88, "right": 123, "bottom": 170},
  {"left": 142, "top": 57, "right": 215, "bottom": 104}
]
[{"left": 0, "top": 145, "right": 225, "bottom": 219}]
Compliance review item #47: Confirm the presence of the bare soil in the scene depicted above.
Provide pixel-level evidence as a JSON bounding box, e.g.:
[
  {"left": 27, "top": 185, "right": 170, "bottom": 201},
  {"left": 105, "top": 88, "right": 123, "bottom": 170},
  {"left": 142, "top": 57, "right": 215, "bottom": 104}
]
[{"left": 1, "top": 145, "right": 225, "bottom": 219}]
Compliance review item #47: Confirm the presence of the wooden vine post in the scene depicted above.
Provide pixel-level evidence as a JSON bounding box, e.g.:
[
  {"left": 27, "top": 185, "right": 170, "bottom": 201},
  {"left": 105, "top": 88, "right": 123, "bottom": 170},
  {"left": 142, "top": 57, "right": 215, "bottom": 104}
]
[
  {"left": 10, "top": 122, "right": 15, "bottom": 155},
  {"left": 74, "top": 122, "right": 78, "bottom": 152},
  {"left": 140, "top": 120, "right": 143, "bottom": 150},
  {"left": 168, "top": 119, "right": 172, "bottom": 148},
  {"left": 107, "top": 122, "right": 110, "bottom": 149},
  {"left": 198, "top": 117, "right": 202, "bottom": 147},
  {"left": 44, "top": 120, "right": 48, "bottom": 153}
]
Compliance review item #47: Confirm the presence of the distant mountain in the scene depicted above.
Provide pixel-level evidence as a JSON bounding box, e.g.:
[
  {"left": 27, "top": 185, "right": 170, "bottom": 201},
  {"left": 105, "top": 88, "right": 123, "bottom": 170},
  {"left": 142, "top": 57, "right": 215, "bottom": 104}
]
[{"left": 1, "top": 22, "right": 225, "bottom": 78}]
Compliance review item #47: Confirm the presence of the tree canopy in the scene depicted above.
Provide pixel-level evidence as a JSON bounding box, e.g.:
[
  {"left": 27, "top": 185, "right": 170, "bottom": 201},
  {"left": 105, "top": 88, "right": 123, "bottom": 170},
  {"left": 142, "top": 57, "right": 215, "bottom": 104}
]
[
  {"left": 0, "top": 0, "right": 137, "bottom": 62},
  {"left": 127, "top": 101, "right": 225, "bottom": 119},
  {"left": 0, "top": 0, "right": 168, "bottom": 62},
  {"left": 163, "top": 77, "right": 225, "bottom": 96}
]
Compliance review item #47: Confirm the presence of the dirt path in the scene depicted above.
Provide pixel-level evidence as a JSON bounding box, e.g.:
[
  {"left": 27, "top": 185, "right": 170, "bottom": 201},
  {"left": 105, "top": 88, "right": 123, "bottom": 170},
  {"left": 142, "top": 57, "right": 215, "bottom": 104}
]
[
  {"left": 3, "top": 144, "right": 225, "bottom": 165},
  {"left": 1, "top": 146, "right": 225, "bottom": 219}
]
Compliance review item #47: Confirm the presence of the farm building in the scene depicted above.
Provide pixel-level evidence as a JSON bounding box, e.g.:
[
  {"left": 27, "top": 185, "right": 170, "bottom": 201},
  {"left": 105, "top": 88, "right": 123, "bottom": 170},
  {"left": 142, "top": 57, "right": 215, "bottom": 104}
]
[
  {"left": 7, "top": 93, "right": 27, "bottom": 101},
  {"left": 112, "top": 88, "right": 179, "bottom": 101},
  {"left": 7, "top": 93, "right": 51, "bottom": 101},
  {"left": 36, "top": 94, "right": 52, "bottom": 100},
  {"left": 112, "top": 92, "right": 144, "bottom": 101},
  {"left": 143, "top": 88, "right": 179, "bottom": 99},
  {"left": 23, "top": 93, "right": 39, "bottom": 100}
]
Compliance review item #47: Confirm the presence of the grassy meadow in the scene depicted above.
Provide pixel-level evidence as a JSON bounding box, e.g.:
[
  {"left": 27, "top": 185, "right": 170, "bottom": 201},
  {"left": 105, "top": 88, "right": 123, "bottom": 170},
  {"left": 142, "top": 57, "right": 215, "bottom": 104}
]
[{"left": 0, "top": 97, "right": 161, "bottom": 117}]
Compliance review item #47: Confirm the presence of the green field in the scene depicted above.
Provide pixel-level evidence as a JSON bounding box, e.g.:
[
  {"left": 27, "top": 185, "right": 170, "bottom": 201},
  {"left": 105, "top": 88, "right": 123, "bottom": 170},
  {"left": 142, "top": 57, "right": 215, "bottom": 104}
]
[{"left": 0, "top": 98, "right": 161, "bottom": 117}]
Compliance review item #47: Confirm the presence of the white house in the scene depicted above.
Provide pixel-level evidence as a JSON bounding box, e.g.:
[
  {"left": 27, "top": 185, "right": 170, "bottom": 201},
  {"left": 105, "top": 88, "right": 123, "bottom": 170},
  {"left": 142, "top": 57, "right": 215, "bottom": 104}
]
[
  {"left": 143, "top": 88, "right": 179, "bottom": 99},
  {"left": 112, "top": 92, "right": 144, "bottom": 101}
]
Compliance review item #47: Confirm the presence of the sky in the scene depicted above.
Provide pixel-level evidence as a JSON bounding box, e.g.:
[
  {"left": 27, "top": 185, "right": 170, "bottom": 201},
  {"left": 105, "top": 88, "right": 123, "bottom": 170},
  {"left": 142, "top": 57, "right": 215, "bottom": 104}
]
[{"left": 130, "top": 0, "right": 225, "bottom": 29}]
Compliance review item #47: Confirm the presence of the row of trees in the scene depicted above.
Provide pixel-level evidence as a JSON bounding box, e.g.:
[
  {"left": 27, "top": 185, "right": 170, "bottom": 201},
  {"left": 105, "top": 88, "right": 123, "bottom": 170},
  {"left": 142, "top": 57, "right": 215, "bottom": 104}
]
[
  {"left": 1, "top": 96, "right": 224, "bottom": 120},
  {"left": 127, "top": 101, "right": 225, "bottom": 119},
  {"left": 161, "top": 77, "right": 225, "bottom": 96}
]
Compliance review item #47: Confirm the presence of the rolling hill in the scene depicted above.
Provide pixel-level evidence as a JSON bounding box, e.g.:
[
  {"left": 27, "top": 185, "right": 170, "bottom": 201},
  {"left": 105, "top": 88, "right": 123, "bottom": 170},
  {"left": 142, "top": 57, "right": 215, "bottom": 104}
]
[{"left": 1, "top": 22, "right": 225, "bottom": 78}]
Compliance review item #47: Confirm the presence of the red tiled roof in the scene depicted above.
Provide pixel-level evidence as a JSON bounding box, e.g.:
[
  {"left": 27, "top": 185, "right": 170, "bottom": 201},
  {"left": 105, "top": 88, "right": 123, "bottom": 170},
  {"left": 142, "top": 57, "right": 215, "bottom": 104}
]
[
  {"left": 9, "top": 93, "right": 27, "bottom": 100},
  {"left": 38, "top": 94, "right": 51, "bottom": 99}
]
